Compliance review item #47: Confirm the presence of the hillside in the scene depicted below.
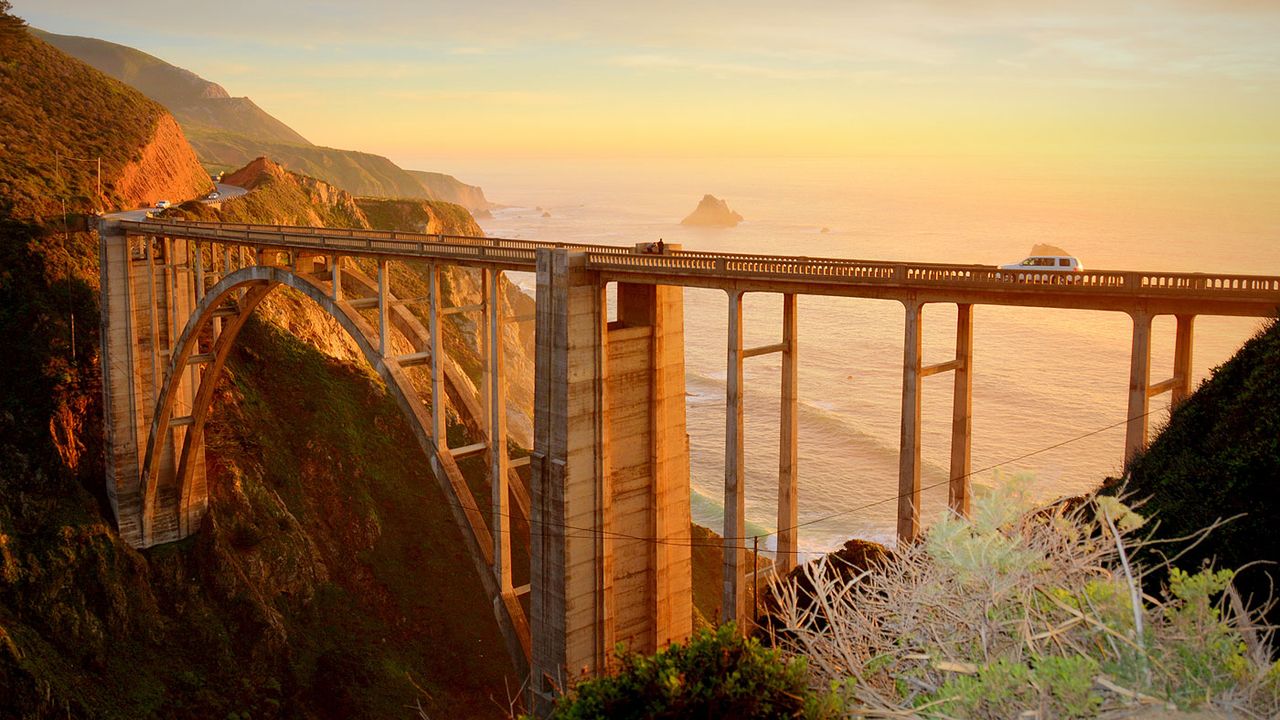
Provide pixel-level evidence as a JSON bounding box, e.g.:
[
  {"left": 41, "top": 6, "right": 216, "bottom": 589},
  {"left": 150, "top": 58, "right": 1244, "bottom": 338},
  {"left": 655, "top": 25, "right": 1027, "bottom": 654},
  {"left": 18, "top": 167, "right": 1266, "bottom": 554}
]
[
  {"left": 0, "top": 25, "right": 209, "bottom": 219},
  {"left": 34, "top": 30, "right": 311, "bottom": 147},
  {"left": 192, "top": 133, "right": 435, "bottom": 199},
  {"left": 409, "top": 170, "right": 495, "bottom": 216},
  {"left": 0, "top": 162, "right": 525, "bottom": 718},
  {"left": 0, "top": 9, "right": 519, "bottom": 714},
  {"left": 1113, "top": 319, "right": 1280, "bottom": 624},
  {"left": 38, "top": 29, "right": 495, "bottom": 212}
]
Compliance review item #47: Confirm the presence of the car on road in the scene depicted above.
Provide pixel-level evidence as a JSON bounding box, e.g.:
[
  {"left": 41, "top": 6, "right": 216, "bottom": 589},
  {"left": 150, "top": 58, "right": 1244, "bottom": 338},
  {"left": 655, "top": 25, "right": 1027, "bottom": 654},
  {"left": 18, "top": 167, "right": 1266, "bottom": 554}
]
[
  {"left": 206, "top": 191, "right": 220, "bottom": 200},
  {"left": 154, "top": 200, "right": 171, "bottom": 209},
  {"left": 997, "top": 255, "right": 1084, "bottom": 283}
]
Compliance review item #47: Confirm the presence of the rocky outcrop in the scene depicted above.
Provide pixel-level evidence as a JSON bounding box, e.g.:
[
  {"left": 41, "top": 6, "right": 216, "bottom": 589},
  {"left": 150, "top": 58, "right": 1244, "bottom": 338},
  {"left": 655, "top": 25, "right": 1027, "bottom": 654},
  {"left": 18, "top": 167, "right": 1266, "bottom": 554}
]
[
  {"left": 0, "top": 25, "right": 210, "bottom": 218},
  {"left": 113, "top": 113, "right": 211, "bottom": 209},
  {"left": 408, "top": 170, "right": 494, "bottom": 213},
  {"left": 681, "top": 194, "right": 743, "bottom": 227}
]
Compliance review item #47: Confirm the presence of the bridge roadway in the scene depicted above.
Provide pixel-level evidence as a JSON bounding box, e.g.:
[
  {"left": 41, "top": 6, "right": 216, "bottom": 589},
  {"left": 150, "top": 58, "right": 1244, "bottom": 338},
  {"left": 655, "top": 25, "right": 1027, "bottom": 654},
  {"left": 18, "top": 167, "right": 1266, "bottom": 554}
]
[
  {"left": 108, "top": 217, "right": 1280, "bottom": 711},
  {"left": 122, "top": 218, "right": 1280, "bottom": 317}
]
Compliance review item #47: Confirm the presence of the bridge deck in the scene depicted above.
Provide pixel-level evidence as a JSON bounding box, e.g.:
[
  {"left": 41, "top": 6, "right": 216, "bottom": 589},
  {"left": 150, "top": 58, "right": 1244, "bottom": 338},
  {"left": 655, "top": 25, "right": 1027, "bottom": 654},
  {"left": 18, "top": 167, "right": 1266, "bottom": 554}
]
[{"left": 120, "top": 219, "right": 1280, "bottom": 317}]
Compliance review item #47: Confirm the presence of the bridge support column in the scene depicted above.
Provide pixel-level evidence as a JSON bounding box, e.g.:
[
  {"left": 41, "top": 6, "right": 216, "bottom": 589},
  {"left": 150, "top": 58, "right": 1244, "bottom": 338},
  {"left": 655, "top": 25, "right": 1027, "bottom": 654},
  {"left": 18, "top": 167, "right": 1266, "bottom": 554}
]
[
  {"left": 949, "top": 304, "right": 973, "bottom": 516},
  {"left": 330, "top": 256, "right": 343, "bottom": 302},
  {"left": 897, "top": 299, "right": 923, "bottom": 543},
  {"left": 776, "top": 294, "right": 799, "bottom": 576},
  {"left": 377, "top": 259, "right": 390, "bottom": 357},
  {"left": 531, "top": 249, "right": 691, "bottom": 712},
  {"left": 427, "top": 263, "right": 447, "bottom": 460},
  {"left": 1172, "top": 314, "right": 1195, "bottom": 407},
  {"left": 193, "top": 241, "right": 205, "bottom": 303},
  {"left": 532, "top": 249, "right": 608, "bottom": 707},
  {"left": 1125, "top": 310, "right": 1153, "bottom": 462},
  {"left": 487, "top": 270, "right": 512, "bottom": 592},
  {"left": 98, "top": 222, "right": 205, "bottom": 547},
  {"left": 723, "top": 290, "right": 747, "bottom": 625}
]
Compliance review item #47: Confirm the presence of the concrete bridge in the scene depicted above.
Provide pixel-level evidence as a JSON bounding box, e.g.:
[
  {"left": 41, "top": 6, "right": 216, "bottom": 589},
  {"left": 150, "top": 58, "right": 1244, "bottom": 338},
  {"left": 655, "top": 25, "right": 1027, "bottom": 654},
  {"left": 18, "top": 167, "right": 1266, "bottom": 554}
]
[{"left": 98, "top": 217, "right": 1280, "bottom": 709}]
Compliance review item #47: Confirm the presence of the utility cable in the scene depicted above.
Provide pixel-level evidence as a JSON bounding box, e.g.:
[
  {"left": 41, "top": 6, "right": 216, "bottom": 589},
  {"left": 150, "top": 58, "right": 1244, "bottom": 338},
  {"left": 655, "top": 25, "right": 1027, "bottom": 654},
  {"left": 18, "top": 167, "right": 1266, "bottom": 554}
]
[{"left": 419, "top": 400, "right": 1173, "bottom": 553}]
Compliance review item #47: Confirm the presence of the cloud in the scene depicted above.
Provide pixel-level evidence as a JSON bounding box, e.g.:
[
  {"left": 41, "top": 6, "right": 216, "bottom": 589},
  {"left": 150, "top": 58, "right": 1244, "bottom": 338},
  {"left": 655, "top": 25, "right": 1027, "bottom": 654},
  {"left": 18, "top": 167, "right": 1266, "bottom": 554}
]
[
  {"left": 610, "top": 53, "right": 835, "bottom": 81},
  {"left": 378, "top": 89, "right": 563, "bottom": 106}
]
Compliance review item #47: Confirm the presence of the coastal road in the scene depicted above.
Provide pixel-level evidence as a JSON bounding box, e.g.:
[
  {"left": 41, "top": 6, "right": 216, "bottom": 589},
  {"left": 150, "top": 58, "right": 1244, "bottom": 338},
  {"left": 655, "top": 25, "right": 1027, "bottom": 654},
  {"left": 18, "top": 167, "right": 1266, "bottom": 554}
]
[
  {"left": 103, "top": 183, "right": 246, "bottom": 221},
  {"left": 206, "top": 182, "right": 247, "bottom": 202}
]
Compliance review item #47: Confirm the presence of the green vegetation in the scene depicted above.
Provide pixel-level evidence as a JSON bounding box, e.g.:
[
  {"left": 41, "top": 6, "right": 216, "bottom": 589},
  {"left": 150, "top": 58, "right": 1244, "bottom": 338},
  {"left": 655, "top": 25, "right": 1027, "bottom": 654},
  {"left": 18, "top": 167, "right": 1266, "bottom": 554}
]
[
  {"left": 771, "top": 476, "right": 1280, "bottom": 718},
  {"left": 188, "top": 131, "right": 435, "bottom": 198},
  {"left": 356, "top": 196, "right": 484, "bottom": 236},
  {"left": 0, "top": 21, "right": 166, "bottom": 218},
  {"left": 546, "top": 624, "right": 842, "bottom": 719},
  {"left": 1112, "top": 319, "right": 1280, "bottom": 628}
]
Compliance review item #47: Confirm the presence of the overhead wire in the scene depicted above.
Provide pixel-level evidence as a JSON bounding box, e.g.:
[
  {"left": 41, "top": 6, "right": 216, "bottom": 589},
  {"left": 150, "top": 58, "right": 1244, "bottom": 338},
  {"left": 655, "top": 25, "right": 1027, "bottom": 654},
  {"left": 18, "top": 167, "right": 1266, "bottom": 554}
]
[{"left": 424, "top": 400, "right": 1173, "bottom": 554}]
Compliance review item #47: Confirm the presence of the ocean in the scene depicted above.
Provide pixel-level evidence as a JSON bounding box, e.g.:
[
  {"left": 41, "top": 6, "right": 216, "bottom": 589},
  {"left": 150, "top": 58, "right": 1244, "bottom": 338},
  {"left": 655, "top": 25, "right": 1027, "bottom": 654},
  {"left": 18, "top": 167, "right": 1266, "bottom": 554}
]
[{"left": 462, "top": 155, "right": 1278, "bottom": 557}]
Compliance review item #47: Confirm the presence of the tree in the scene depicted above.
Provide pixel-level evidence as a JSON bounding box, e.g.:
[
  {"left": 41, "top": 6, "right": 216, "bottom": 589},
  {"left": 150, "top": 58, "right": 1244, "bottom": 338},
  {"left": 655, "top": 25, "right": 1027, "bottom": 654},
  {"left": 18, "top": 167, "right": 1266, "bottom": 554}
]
[{"left": 0, "top": 1, "right": 28, "bottom": 36}]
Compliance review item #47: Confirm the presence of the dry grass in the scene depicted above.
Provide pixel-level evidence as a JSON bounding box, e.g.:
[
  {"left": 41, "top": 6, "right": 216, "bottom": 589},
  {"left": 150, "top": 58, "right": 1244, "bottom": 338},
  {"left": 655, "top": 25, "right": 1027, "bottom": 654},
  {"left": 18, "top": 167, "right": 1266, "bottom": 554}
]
[{"left": 771, "top": 474, "right": 1280, "bottom": 719}]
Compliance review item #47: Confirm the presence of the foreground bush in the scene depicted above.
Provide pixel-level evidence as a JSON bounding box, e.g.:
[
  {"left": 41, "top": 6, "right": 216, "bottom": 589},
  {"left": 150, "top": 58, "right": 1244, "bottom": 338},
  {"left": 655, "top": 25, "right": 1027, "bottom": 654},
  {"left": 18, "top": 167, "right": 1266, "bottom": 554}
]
[
  {"left": 547, "top": 624, "right": 842, "bottom": 719},
  {"left": 773, "top": 475, "right": 1280, "bottom": 718}
]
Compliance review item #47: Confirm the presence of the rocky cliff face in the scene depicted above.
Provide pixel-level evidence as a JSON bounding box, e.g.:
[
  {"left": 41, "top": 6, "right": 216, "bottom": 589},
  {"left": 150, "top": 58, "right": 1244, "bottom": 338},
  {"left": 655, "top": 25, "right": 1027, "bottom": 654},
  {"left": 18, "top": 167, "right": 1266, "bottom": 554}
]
[
  {"left": 408, "top": 170, "right": 495, "bottom": 213},
  {"left": 112, "top": 113, "right": 211, "bottom": 209},
  {"left": 0, "top": 26, "right": 210, "bottom": 219}
]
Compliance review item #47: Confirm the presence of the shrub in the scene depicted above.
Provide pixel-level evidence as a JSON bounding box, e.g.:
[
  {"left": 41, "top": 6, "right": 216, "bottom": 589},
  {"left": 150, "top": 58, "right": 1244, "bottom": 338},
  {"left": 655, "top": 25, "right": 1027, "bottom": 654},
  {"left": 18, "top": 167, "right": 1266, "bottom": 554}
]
[
  {"left": 772, "top": 474, "right": 1280, "bottom": 718},
  {"left": 546, "top": 624, "right": 843, "bottom": 719}
]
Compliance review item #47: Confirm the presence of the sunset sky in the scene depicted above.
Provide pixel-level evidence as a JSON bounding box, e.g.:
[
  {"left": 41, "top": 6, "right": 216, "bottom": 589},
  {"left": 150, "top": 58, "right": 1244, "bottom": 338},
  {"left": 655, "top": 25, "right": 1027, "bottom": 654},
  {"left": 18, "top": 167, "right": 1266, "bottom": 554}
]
[{"left": 16, "top": 1, "right": 1280, "bottom": 166}]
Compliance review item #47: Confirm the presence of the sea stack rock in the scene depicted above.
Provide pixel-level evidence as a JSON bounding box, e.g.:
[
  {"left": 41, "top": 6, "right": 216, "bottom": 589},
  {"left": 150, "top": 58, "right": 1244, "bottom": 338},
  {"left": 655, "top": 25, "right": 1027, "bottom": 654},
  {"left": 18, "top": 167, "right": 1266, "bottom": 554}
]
[
  {"left": 681, "top": 194, "right": 743, "bottom": 227},
  {"left": 1030, "top": 242, "right": 1071, "bottom": 256}
]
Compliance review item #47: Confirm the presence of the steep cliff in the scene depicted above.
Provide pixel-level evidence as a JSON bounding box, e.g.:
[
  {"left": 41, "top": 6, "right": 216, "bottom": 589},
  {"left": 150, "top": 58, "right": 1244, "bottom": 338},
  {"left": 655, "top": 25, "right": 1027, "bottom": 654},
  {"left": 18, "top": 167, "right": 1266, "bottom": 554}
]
[
  {"left": 38, "top": 29, "right": 495, "bottom": 212},
  {"left": 0, "top": 25, "right": 209, "bottom": 219},
  {"left": 408, "top": 170, "right": 496, "bottom": 213}
]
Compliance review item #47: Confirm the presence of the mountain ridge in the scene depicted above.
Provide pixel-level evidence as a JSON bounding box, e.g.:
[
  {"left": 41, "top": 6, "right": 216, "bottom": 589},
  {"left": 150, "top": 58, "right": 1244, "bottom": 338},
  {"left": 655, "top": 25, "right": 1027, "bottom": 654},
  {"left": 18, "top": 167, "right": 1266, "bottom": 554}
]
[{"left": 36, "top": 29, "right": 495, "bottom": 212}]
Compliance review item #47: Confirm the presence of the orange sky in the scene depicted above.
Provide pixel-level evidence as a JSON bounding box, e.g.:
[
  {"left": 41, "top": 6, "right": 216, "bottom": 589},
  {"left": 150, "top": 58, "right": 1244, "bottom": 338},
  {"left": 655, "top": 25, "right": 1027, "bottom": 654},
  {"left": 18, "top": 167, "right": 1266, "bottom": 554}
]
[{"left": 17, "top": 1, "right": 1280, "bottom": 166}]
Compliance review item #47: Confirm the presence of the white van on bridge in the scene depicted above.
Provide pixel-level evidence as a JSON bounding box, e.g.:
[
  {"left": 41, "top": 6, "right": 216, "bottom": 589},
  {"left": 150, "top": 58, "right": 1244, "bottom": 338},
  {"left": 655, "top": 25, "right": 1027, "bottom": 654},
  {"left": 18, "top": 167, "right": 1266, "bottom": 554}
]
[{"left": 999, "top": 255, "right": 1083, "bottom": 282}]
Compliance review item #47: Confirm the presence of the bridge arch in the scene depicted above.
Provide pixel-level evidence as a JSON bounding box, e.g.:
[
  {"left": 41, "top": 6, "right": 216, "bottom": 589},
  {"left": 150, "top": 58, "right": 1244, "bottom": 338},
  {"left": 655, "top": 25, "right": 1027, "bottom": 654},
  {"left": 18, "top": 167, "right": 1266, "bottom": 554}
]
[{"left": 134, "top": 263, "right": 524, "bottom": 664}]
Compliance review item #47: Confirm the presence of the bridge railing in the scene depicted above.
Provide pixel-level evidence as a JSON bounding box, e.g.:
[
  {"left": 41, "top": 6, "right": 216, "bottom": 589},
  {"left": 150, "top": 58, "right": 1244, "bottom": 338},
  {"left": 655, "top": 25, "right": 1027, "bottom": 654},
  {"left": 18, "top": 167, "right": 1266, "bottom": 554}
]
[
  {"left": 585, "top": 250, "right": 1280, "bottom": 299},
  {"left": 119, "top": 219, "right": 1280, "bottom": 301},
  {"left": 162, "top": 219, "right": 634, "bottom": 255}
]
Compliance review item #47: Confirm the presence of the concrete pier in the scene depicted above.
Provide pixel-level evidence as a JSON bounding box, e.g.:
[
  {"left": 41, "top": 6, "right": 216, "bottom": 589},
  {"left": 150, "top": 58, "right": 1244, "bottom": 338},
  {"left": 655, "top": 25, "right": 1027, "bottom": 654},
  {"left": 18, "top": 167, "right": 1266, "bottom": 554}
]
[
  {"left": 948, "top": 304, "right": 973, "bottom": 516},
  {"left": 897, "top": 299, "right": 923, "bottom": 542},
  {"left": 530, "top": 249, "right": 692, "bottom": 710}
]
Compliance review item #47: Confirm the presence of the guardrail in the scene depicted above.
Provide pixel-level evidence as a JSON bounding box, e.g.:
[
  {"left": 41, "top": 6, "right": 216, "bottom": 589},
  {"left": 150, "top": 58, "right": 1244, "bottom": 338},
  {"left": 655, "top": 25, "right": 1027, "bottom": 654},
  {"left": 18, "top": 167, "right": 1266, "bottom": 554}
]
[
  {"left": 160, "top": 219, "right": 634, "bottom": 255},
  {"left": 118, "top": 219, "right": 1280, "bottom": 302},
  {"left": 585, "top": 251, "right": 1280, "bottom": 300}
]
